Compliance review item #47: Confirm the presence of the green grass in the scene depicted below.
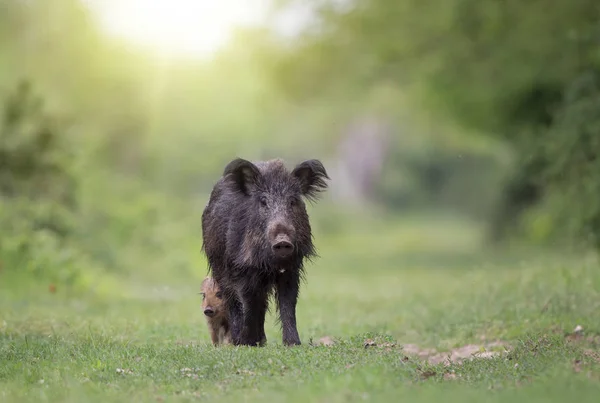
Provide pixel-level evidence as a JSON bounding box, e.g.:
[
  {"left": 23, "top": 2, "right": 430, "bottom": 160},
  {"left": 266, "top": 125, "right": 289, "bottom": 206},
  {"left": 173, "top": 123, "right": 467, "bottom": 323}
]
[{"left": 1, "top": 214, "right": 600, "bottom": 402}]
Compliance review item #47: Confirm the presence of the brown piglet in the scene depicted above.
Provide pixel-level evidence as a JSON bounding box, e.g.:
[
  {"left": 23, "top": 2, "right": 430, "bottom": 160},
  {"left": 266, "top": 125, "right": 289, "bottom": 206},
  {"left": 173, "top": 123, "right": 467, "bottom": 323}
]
[{"left": 200, "top": 276, "right": 231, "bottom": 346}]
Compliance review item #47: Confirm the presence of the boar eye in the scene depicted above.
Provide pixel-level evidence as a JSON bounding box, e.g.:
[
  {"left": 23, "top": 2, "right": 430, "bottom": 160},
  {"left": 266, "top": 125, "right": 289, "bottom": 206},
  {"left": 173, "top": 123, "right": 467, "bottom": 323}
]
[
  {"left": 289, "top": 198, "right": 297, "bottom": 207},
  {"left": 259, "top": 196, "right": 268, "bottom": 207},
  {"left": 215, "top": 291, "right": 223, "bottom": 299}
]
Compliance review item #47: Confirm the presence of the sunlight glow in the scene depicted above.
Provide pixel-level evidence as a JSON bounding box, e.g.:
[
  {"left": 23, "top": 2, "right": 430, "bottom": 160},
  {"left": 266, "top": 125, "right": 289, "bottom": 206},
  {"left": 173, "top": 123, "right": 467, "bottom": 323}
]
[{"left": 92, "top": 0, "right": 266, "bottom": 59}]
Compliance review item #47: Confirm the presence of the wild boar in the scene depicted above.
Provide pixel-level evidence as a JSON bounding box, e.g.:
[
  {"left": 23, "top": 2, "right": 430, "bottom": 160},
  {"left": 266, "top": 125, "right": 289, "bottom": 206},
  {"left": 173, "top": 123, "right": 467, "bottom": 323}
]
[{"left": 201, "top": 158, "right": 329, "bottom": 346}]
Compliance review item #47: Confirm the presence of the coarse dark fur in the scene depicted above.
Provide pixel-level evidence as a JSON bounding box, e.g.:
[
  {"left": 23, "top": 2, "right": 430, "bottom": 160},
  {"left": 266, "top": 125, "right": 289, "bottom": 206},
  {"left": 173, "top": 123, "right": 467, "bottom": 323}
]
[
  {"left": 201, "top": 158, "right": 329, "bottom": 347},
  {"left": 200, "top": 276, "right": 231, "bottom": 346}
]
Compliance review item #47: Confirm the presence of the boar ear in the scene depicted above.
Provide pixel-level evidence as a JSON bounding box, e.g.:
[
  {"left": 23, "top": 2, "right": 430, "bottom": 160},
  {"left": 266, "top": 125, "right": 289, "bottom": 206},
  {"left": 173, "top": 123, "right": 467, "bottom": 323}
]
[
  {"left": 292, "top": 159, "right": 330, "bottom": 201},
  {"left": 223, "top": 158, "right": 261, "bottom": 195}
]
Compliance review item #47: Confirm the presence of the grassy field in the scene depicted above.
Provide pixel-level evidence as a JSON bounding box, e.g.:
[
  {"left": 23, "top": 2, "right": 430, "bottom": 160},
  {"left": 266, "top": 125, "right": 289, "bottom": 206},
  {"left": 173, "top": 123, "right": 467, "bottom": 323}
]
[{"left": 1, "top": 212, "right": 600, "bottom": 402}]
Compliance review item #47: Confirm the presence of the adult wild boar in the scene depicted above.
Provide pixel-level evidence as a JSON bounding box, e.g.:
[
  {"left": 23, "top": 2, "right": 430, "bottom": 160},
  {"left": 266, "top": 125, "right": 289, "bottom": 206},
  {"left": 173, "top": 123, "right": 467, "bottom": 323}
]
[{"left": 201, "top": 158, "right": 329, "bottom": 347}]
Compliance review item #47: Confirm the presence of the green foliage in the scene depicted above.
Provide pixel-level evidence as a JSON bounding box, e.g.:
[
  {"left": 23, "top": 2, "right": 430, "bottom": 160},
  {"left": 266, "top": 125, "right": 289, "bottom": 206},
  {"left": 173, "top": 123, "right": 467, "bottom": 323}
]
[
  {"left": 0, "top": 79, "right": 82, "bottom": 283},
  {"left": 543, "top": 71, "right": 600, "bottom": 249},
  {"left": 273, "top": 0, "right": 596, "bottom": 134},
  {"left": 0, "top": 80, "right": 76, "bottom": 206}
]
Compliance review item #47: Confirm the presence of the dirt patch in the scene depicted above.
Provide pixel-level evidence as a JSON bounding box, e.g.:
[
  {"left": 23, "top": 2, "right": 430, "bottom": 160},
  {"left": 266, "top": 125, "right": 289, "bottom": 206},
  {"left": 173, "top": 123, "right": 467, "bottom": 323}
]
[
  {"left": 564, "top": 325, "right": 600, "bottom": 347},
  {"left": 318, "top": 336, "right": 335, "bottom": 346},
  {"left": 402, "top": 340, "right": 510, "bottom": 366},
  {"left": 583, "top": 349, "right": 600, "bottom": 363}
]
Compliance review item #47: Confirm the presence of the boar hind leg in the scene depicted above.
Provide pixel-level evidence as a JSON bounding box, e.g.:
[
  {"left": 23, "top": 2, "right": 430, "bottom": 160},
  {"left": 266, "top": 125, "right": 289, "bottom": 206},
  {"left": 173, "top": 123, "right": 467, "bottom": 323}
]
[{"left": 276, "top": 272, "right": 301, "bottom": 346}]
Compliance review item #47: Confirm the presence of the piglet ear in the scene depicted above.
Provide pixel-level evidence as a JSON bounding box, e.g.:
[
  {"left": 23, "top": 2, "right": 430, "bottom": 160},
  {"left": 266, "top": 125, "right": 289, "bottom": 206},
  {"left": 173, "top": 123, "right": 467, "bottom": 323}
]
[
  {"left": 223, "top": 158, "right": 261, "bottom": 195},
  {"left": 292, "top": 159, "right": 330, "bottom": 201}
]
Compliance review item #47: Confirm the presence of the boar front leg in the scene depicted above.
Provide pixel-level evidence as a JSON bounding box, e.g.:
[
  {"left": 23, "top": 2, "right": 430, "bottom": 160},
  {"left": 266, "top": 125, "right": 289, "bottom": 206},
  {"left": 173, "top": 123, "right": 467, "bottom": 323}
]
[
  {"left": 276, "top": 271, "right": 301, "bottom": 346},
  {"left": 208, "top": 320, "right": 220, "bottom": 346},
  {"left": 220, "top": 322, "right": 232, "bottom": 345},
  {"left": 227, "top": 296, "right": 244, "bottom": 345},
  {"left": 257, "top": 302, "right": 268, "bottom": 346},
  {"left": 239, "top": 288, "right": 269, "bottom": 347}
]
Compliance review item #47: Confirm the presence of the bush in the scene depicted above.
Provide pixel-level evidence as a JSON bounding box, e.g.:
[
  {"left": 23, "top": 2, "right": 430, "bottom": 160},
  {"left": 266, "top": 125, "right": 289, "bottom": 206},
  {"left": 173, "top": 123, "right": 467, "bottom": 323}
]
[
  {"left": 542, "top": 70, "right": 600, "bottom": 250},
  {"left": 0, "top": 79, "right": 81, "bottom": 282}
]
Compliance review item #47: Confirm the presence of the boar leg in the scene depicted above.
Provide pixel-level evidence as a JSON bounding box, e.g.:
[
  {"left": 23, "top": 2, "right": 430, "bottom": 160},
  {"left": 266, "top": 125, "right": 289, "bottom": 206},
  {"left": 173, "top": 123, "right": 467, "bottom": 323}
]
[
  {"left": 276, "top": 272, "right": 301, "bottom": 346},
  {"left": 257, "top": 301, "right": 268, "bottom": 346},
  {"left": 227, "top": 297, "right": 244, "bottom": 345},
  {"left": 239, "top": 289, "right": 269, "bottom": 347},
  {"left": 209, "top": 321, "right": 219, "bottom": 346},
  {"left": 220, "top": 322, "right": 232, "bottom": 345}
]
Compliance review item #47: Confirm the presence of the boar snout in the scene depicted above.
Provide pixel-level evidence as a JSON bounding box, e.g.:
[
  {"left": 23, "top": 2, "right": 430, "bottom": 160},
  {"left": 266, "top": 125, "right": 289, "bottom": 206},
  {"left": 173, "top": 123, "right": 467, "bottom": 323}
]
[
  {"left": 269, "top": 221, "right": 296, "bottom": 259},
  {"left": 272, "top": 235, "right": 294, "bottom": 259},
  {"left": 204, "top": 307, "right": 215, "bottom": 317}
]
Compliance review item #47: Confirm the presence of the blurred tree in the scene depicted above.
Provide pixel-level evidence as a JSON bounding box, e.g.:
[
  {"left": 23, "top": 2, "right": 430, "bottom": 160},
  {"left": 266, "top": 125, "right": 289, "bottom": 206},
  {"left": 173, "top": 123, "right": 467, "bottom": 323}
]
[
  {"left": 0, "top": 79, "right": 77, "bottom": 236},
  {"left": 0, "top": 78, "right": 96, "bottom": 285},
  {"left": 543, "top": 71, "right": 600, "bottom": 250},
  {"left": 0, "top": 80, "right": 77, "bottom": 288}
]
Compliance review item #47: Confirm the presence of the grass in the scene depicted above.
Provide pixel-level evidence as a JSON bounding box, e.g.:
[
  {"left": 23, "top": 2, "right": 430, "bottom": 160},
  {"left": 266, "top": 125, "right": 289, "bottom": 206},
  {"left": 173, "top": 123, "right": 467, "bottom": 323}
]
[{"left": 1, "top": 212, "right": 600, "bottom": 402}]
